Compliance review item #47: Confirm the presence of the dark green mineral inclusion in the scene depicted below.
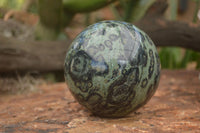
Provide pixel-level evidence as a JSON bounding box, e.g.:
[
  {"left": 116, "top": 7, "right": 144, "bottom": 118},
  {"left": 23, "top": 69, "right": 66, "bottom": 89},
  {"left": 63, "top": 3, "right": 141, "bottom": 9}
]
[{"left": 64, "top": 20, "right": 161, "bottom": 118}]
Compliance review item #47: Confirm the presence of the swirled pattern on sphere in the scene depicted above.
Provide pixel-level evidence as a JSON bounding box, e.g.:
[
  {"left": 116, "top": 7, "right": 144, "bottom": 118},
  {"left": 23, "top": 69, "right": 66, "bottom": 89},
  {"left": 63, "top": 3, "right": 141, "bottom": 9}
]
[{"left": 64, "top": 20, "right": 161, "bottom": 118}]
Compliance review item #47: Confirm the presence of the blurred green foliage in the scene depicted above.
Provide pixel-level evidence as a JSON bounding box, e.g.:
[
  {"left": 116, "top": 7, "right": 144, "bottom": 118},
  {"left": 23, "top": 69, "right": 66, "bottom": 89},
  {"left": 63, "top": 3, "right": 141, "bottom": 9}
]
[
  {"left": 192, "top": 0, "right": 200, "bottom": 22},
  {"left": 159, "top": 47, "right": 182, "bottom": 69},
  {"left": 159, "top": 47, "right": 200, "bottom": 69},
  {"left": 0, "top": 0, "right": 37, "bottom": 13},
  {"left": 110, "top": 0, "right": 155, "bottom": 22},
  {"left": 181, "top": 50, "right": 200, "bottom": 68},
  {"left": 169, "top": 0, "right": 178, "bottom": 20},
  {"left": 0, "top": 0, "right": 25, "bottom": 9}
]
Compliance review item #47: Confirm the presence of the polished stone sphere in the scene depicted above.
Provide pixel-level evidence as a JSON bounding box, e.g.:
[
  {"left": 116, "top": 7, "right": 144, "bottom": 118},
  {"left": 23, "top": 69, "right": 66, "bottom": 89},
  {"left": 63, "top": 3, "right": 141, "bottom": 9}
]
[{"left": 64, "top": 20, "right": 161, "bottom": 118}]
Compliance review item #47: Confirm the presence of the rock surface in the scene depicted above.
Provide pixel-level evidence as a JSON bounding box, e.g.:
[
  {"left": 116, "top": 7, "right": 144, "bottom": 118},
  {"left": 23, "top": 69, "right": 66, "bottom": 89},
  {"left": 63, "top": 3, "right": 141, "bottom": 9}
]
[{"left": 0, "top": 70, "right": 200, "bottom": 133}]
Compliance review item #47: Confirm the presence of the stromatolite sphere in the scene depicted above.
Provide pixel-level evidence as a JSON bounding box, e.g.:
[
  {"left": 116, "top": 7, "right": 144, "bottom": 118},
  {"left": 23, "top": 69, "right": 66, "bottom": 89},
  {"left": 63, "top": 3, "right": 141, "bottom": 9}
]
[{"left": 64, "top": 20, "right": 161, "bottom": 118}]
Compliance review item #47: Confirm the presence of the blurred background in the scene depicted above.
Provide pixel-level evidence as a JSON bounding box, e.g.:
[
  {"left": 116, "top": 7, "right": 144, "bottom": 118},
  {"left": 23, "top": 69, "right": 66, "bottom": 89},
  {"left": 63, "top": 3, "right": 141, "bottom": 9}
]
[{"left": 0, "top": 0, "right": 200, "bottom": 93}]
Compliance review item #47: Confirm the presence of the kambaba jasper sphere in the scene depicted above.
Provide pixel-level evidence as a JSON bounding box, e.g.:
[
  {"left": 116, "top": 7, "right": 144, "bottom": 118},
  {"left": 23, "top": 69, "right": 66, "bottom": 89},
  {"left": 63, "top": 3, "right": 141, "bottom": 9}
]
[{"left": 64, "top": 20, "right": 161, "bottom": 118}]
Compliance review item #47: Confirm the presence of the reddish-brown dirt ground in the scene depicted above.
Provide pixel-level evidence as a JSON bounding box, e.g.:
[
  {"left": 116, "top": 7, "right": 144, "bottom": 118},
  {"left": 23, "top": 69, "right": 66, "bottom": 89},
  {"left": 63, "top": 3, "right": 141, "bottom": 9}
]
[{"left": 0, "top": 70, "right": 200, "bottom": 133}]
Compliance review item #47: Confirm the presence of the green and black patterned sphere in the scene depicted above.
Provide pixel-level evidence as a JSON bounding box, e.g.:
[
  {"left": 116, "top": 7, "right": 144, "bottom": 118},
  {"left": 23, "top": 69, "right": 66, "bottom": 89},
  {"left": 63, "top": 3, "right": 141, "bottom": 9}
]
[{"left": 64, "top": 20, "right": 161, "bottom": 118}]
